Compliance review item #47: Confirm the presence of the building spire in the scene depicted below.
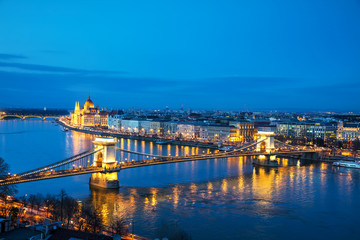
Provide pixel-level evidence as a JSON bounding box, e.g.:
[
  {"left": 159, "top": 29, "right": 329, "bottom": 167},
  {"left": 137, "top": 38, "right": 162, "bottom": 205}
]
[{"left": 88, "top": 93, "right": 90, "bottom": 100}]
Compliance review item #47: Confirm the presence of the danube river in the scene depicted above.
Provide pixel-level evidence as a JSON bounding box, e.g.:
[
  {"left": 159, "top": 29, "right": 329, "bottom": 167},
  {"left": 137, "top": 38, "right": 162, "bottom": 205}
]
[{"left": 1, "top": 119, "right": 360, "bottom": 239}]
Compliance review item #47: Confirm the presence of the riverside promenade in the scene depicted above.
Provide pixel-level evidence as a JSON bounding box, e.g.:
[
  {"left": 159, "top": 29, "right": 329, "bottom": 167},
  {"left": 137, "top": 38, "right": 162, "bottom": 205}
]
[{"left": 58, "top": 119, "right": 219, "bottom": 149}]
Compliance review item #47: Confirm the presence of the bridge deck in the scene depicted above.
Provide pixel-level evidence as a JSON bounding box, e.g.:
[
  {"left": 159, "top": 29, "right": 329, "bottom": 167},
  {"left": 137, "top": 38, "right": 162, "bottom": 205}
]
[
  {"left": 0, "top": 149, "right": 316, "bottom": 186},
  {"left": 0, "top": 167, "right": 104, "bottom": 186},
  {"left": 118, "top": 150, "right": 316, "bottom": 169},
  {"left": 0, "top": 114, "right": 61, "bottom": 120}
]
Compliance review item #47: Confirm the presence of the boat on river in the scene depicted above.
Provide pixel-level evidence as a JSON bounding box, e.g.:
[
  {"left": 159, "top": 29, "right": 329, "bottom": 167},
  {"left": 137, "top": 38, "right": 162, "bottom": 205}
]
[
  {"left": 333, "top": 161, "right": 360, "bottom": 169},
  {"left": 156, "top": 139, "right": 171, "bottom": 145}
]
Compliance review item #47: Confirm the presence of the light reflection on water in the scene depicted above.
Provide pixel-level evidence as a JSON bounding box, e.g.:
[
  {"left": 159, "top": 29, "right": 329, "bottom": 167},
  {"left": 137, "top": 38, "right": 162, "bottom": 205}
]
[{"left": 1, "top": 120, "right": 360, "bottom": 239}]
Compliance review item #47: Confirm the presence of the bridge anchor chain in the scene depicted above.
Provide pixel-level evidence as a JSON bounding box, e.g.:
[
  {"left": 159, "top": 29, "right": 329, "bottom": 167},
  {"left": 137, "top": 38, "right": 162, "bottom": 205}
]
[{"left": 89, "top": 137, "right": 120, "bottom": 189}]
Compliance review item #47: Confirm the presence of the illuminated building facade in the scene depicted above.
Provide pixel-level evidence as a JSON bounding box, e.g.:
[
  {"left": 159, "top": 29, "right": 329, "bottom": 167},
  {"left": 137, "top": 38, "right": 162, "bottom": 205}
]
[
  {"left": 337, "top": 122, "right": 360, "bottom": 141},
  {"left": 276, "top": 121, "right": 337, "bottom": 143},
  {"left": 106, "top": 114, "right": 255, "bottom": 143},
  {"left": 229, "top": 121, "right": 255, "bottom": 142},
  {"left": 71, "top": 95, "right": 108, "bottom": 128}
]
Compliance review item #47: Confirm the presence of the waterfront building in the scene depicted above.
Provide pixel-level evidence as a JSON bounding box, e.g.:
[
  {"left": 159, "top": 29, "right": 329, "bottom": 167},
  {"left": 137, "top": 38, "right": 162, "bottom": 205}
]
[
  {"left": 276, "top": 121, "right": 337, "bottom": 143},
  {"left": 139, "top": 120, "right": 151, "bottom": 134},
  {"left": 306, "top": 123, "right": 337, "bottom": 142},
  {"left": 337, "top": 122, "right": 360, "bottom": 141},
  {"left": 176, "top": 122, "right": 246, "bottom": 142},
  {"left": 254, "top": 120, "right": 277, "bottom": 133},
  {"left": 120, "top": 119, "right": 137, "bottom": 132},
  {"left": 276, "top": 122, "right": 308, "bottom": 138},
  {"left": 206, "top": 125, "right": 231, "bottom": 142},
  {"left": 71, "top": 95, "right": 108, "bottom": 128},
  {"left": 177, "top": 123, "right": 197, "bottom": 139},
  {"left": 229, "top": 121, "right": 255, "bottom": 142},
  {"left": 108, "top": 114, "right": 122, "bottom": 130},
  {"left": 150, "top": 120, "right": 164, "bottom": 136},
  {"left": 199, "top": 125, "right": 208, "bottom": 140},
  {"left": 163, "top": 121, "right": 178, "bottom": 137},
  {"left": 128, "top": 119, "right": 140, "bottom": 133}
]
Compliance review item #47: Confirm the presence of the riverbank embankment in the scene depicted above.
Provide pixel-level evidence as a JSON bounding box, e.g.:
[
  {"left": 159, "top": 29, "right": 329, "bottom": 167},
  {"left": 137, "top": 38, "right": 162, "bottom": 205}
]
[{"left": 58, "top": 120, "right": 219, "bottom": 149}]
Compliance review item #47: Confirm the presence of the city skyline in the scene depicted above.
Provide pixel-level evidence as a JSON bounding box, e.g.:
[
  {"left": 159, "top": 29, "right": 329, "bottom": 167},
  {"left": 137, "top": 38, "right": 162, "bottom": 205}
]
[{"left": 0, "top": 0, "right": 359, "bottom": 111}]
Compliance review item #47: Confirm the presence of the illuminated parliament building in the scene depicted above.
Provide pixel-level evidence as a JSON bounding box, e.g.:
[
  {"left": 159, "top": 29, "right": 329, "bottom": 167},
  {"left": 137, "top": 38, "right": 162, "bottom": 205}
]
[{"left": 71, "top": 95, "right": 108, "bottom": 128}]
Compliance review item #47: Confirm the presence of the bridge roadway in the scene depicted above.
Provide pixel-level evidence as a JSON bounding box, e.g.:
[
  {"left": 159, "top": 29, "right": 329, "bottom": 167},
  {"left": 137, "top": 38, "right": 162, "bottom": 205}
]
[
  {"left": 0, "top": 114, "right": 61, "bottom": 120},
  {"left": 118, "top": 150, "right": 316, "bottom": 170},
  {"left": 0, "top": 149, "right": 316, "bottom": 186},
  {"left": 0, "top": 167, "right": 105, "bottom": 186},
  {"left": 17, "top": 148, "right": 101, "bottom": 178}
]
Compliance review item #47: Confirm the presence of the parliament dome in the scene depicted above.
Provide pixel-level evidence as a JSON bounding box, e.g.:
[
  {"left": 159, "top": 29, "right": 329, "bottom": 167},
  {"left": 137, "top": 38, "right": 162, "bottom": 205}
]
[{"left": 84, "top": 95, "right": 95, "bottom": 109}]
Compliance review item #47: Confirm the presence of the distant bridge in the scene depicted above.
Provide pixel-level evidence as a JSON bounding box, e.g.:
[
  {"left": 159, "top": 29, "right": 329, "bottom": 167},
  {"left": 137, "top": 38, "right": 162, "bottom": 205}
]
[
  {"left": 0, "top": 114, "right": 61, "bottom": 120},
  {"left": 0, "top": 133, "right": 320, "bottom": 188}
]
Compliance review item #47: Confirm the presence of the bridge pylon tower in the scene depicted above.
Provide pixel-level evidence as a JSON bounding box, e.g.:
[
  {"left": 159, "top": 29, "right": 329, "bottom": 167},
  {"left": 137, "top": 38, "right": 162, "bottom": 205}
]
[
  {"left": 256, "top": 131, "right": 275, "bottom": 152},
  {"left": 89, "top": 137, "right": 119, "bottom": 189},
  {"left": 254, "top": 131, "right": 278, "bottom": 166}
]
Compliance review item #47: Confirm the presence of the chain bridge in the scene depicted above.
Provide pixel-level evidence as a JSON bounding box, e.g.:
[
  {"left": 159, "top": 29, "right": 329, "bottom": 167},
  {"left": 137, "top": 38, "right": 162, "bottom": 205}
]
[{"left": 0, "top": 131, "right": 319, "bottom": 188}]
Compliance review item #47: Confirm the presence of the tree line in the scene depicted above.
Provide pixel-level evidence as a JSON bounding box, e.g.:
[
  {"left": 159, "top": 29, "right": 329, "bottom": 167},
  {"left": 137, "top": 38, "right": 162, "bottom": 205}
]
[
  {"left": 2, "top": 188, "right": 129, "bottom": 235},
  {"left": 0, "top": 157, "right": 128, "bottom": 235}
]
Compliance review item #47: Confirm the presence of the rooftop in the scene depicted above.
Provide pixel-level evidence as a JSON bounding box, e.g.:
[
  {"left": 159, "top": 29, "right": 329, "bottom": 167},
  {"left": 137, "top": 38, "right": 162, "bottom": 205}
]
[{"left": 0, "top": 228, "right": 41, "bottom": 240}]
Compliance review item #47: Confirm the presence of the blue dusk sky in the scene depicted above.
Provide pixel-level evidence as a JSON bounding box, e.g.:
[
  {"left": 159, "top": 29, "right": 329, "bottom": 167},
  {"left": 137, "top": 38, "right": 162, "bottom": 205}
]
[{"left": 0, "top": 0, "right": 359, "bottom": 111}]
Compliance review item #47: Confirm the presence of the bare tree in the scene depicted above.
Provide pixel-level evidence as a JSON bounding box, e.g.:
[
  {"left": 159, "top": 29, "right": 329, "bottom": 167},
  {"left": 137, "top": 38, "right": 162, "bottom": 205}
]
[
  {"left": 0, "top": 158, "right": 18, "bottom": 216},
  {"left": 28, "top": 194, "right": 36, "bottom": 214},
  {"left": 18, "top": 195, "right": 28, "bottom": 220},
  {"left": 43, "top": 194, "right": 52, "bottom": 218},
  {"left": 34, "top": 193, "right": 43, "bottom": 215},
  {"left": 58, "top": 189, "right": 67, "bottom": 223},
  {"left": 81, "top": 204, "right": 103, "bottom": 233},
  {"left": 110, "top": 216, "right": 129, "bottom": 236},
  {"left": 0, "top": 158, "right": 11, "bottom": 179},
  {"left": 9, "top": 207, "right": 19, "bottom": 226},
  {"left": 63, "top": 196, "right": 78, "bottom": 229},
  {"left": 48, "top": 195, "right": 61, "bottom": 222}
]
